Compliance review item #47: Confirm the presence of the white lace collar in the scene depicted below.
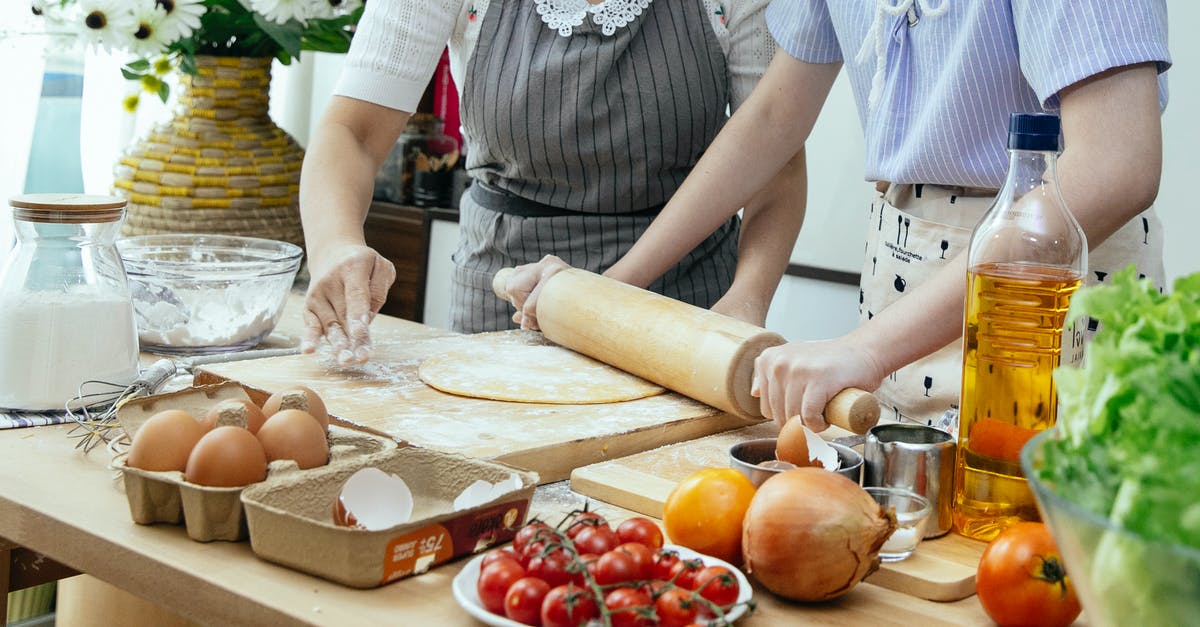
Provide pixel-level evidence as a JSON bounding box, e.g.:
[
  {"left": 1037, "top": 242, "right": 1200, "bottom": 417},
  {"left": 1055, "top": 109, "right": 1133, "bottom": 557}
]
[{"left": 535, "top": 0, "right": 652, "bottom": 37}]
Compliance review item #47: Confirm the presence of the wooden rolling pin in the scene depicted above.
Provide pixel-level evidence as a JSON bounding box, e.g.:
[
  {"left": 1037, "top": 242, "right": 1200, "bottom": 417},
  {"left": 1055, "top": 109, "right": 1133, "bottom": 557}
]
[{"left": 493, "top": 268, "right": 880, "bottom": 434}]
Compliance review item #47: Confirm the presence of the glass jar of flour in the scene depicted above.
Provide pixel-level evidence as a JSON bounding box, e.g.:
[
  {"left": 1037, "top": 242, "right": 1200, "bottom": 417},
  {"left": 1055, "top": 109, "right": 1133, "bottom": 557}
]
[{"left": 0, "top": 194, "right": 139, "bottom": 410}]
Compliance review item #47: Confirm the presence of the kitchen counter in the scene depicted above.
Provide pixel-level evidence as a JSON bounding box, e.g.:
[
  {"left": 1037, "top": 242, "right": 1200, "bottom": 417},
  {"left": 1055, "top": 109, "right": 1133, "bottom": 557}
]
[{"left": 0, "top": 304, "right": 993, "bottom": 626}]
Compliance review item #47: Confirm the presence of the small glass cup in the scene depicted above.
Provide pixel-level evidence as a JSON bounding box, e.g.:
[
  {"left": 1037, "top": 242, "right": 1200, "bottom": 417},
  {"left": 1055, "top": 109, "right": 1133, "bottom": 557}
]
[{"left": 865, "top": 487, "right": 931, "bottom": 562}]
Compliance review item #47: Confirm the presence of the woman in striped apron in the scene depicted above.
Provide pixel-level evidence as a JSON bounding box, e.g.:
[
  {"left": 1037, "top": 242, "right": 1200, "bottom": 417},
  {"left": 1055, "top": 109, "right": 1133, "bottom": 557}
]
[
  {"left": 511, "top": 0, "right": 1171, "bottom": 431},
  {"left": 298, "top": 0, "right": 802, "bottom": 361}
]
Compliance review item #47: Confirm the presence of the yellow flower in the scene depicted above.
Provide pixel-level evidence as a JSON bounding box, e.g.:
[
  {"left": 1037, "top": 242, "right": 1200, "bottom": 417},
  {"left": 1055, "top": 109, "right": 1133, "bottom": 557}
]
[
  {"left": 153, "top": 57, "right": 174, "bottom": 76},
  {"left": 140, "top": 75, "right": 162, "bottom": 93},
  {"left": 122, "top": 94, "right": 140, "bottom": 113}
]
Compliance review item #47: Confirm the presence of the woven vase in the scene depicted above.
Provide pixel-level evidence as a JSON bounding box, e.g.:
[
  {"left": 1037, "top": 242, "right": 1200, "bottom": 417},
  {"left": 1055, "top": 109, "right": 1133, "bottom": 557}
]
[{"left": 114, "top": 56, "right": 305, "bottom": 248}]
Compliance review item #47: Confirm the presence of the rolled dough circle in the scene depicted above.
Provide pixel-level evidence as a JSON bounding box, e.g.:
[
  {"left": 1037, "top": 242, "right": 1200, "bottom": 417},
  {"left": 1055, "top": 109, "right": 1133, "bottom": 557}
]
[{"left": 418, "top": 344, "right": 665, "bottom": 404}]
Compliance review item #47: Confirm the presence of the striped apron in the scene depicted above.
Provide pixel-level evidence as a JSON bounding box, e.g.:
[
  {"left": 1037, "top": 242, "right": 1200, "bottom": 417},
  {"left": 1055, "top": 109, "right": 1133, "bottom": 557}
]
[
  {"left": 451, "top": 0, "right": 738, "bottom": 333},
  {"left": 864, "top": 183, "right": 1166, "bottom": 433}
]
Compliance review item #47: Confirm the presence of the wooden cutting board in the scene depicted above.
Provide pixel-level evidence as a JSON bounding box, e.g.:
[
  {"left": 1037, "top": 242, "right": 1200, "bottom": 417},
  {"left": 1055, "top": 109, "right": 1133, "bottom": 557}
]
[
  {"left": 569, "top": 423, "right": 985, "bottom": 602},
  {"left": 194, "top": 322, "right": 752, "bottom": 483}
]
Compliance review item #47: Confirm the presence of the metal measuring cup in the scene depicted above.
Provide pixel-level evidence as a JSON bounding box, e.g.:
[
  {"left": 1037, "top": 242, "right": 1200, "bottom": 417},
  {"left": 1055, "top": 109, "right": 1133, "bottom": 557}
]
[{"left": 863, "top": 423, "right": 956, "bottom": 538}]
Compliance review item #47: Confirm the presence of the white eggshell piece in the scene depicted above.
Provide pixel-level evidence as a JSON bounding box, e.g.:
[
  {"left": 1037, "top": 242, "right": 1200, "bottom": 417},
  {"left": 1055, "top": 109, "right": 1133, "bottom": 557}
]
[
  {"left": 339, "top": 467, "right": 413, "bottom": 530},
  {"left": 454, "top": 473, "right": 523, "bottom": 511},
  {"left": 804, "top": 426, "right": 841, "bottom": 471}
]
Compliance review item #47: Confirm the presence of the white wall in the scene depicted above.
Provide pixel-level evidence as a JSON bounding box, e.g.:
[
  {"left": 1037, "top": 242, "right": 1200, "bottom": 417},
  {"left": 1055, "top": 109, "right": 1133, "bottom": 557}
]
[{"left": 1159, "top": 0, "right": 1200, "bottom": 284}]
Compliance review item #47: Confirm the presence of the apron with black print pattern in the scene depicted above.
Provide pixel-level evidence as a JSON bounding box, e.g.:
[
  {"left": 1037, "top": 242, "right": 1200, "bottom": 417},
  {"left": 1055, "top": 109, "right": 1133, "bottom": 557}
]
[{"left": 861, "top": 183, "right": 1165, "bottom": 435}]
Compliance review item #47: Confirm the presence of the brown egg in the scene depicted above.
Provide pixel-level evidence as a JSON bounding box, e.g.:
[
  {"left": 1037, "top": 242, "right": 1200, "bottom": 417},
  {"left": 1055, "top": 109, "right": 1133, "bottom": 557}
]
[
  {"left": 256, "top": 409, "right": 329, "bottom": 470},
  {"left": 776, "top": 418, "right": 823, "bottom": 468},
  {"left": 262, "top": 386, "right": 329, "bottom": 431},
  {"left": 184, "top": 426, "right": 268, "bottom": 487},
  {"left": 205, "top": 398, "right": 267, "bottom": 433},
  {"left": 127, "top": 409, "right": 210, "bottom": 472}
]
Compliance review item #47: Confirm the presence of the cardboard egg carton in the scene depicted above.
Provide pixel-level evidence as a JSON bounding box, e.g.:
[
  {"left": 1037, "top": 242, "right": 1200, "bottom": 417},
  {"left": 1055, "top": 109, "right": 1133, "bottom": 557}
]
[
  {"left": 115, "top": 382, "right": 539, "bottom": 587},
  {"left": 115, "top": 382, "right": 394, "bottom": 542},
  {"left": 241, "top": 447, "right": 538, "bottom": 588}
]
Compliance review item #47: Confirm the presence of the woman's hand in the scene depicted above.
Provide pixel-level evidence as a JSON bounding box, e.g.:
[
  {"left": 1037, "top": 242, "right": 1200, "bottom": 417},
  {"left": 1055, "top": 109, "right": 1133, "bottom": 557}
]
[
  {"left": 499, "top": 254, "right": 571, "bottom": 330},
  {"left": 752, "top": 337, "right": 885, "bottom": 431},
  {"left": 301, "top": 243, "right": 396, "bottom": 365}
]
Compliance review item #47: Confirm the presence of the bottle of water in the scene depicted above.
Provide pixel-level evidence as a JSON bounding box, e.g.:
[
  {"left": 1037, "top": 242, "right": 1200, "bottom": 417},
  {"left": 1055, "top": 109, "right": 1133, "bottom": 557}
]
[{"left": 952, "top": 113, "right": 1087, "bottom": 541}]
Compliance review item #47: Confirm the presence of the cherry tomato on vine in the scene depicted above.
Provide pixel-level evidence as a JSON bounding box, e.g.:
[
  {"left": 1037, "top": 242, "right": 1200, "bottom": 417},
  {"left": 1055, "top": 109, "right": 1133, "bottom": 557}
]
[
  {"left": 565, "top": 511, "right": 608, "bottom": 539},
  {"left": 594, "top": 549, "right": 641, "bottom": 585},
  {"left": 604, "top": 586, "right": 654, "bottom": 627},
  {"left": 694, "top": 565, "right": 739, "bottom": 607},
  {"left": 616, "top": 517, "right": 664, "bottom": 548},
  {"left": 514, "top": 522, "right": 553, "bottom": 553},
  {"left": 480, "top": 548, "right": 522, "bottom": 571},
  {"left": 669, "top": 558, "right": 704, "bottom": 590},
  {"left": 574, "top": 524, "right": 619, "bottom": 555},
  {"left": 655, "top": 587, "right": 699, "bottom": 627},
  {"left": 541, "top": 583, "right": 599, "bottom": 627},
  {"left": 615, "top": 542, "right": 655, "bottom": 580},
  {"left": 504, "top": 577, "right": 550, "bottom": 625},
  {"left": 976, "top": 522, "right": 1081, "bottom": 627},
  {"left": 652, "top": 549, "right": 681, "bottom": 581},
  {"left": 477, "top": 559, "right": 525, "bottom": 614},
  {"left": 528, "top": 548, "right": 574, "bottom": 588}
]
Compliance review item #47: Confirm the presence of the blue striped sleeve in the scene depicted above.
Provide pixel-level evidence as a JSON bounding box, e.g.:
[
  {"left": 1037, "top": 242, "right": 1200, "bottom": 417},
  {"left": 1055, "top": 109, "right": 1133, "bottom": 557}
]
[
  {"left": 1011, "top": 0, "right": 1171, "bottom": 110},
  {"left": 765, "top": 0, "right": 843, "bottom": 64}
]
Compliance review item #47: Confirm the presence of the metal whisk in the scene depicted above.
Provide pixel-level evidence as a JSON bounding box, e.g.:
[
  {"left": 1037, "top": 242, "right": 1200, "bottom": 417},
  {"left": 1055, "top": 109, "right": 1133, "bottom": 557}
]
[{"left": 66, "top": 358, "right": 178, "bottom": 453}]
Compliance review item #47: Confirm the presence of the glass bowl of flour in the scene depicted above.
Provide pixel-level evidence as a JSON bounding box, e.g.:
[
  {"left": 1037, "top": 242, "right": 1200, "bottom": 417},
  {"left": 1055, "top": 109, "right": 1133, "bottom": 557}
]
[{"left": 118, "top": 234, "right": 303, "bottom": 355}]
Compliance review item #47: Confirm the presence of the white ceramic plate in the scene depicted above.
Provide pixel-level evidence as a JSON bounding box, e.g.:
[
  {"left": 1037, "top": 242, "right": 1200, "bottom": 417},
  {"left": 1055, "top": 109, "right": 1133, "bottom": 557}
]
[{"left": 451, "top": 544, "right": 753, "bottom": 626}]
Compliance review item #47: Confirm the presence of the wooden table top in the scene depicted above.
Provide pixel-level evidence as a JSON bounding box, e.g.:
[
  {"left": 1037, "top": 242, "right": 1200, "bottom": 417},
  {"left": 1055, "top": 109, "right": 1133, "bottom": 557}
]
[{"left": 0, "top": 303, "right": 991, "bottom": 626}]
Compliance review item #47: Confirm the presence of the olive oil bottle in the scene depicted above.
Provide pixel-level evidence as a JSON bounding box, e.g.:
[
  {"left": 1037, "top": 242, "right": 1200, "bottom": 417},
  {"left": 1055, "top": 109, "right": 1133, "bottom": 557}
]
[{"left": 953, "top": 113, "right": 1086, "bottom": 541}]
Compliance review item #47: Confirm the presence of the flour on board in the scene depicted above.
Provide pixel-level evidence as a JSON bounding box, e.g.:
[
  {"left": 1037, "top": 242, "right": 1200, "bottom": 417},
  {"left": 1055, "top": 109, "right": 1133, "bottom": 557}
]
[{"left": 418, "top": 343, "right": 665, "bottom": 404}]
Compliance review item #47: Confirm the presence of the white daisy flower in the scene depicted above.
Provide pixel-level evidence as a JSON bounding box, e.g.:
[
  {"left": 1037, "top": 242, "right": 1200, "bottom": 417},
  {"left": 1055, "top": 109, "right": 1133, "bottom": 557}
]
[
  {"left": 155, "top": 0, "right": 206, "bottom": 43},
  {"left": 74, "top": 0, "right": 138, "bottom": 52},
  {"left": 245, "top": 0, "right": 312, "bottom": 25},
  {"left": 127, "top": 3, "right": 172, "bottom": 57}
]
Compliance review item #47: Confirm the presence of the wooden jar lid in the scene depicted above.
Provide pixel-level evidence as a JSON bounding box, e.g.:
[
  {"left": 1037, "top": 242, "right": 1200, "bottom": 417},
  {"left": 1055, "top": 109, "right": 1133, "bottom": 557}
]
[{"left": 8, "top": 194, "right": 127, "bottom": 224}]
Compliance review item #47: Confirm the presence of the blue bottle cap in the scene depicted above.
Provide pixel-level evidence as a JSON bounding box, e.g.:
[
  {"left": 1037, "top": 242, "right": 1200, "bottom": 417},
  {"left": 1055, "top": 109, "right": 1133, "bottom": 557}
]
[{"left": 1008, "top": 112, "right": 1060, "bottom": 151}]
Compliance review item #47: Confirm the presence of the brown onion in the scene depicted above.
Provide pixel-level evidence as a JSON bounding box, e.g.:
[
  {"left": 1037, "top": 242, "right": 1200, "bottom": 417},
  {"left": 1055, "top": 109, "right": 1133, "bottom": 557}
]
[{"left": 742, "top": 467, "right": 896, "bottom": 601}]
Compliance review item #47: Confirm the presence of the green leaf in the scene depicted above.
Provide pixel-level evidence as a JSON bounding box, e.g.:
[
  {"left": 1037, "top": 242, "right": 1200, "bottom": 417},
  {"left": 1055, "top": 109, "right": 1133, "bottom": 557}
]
[
  {"left": 124, "top": 59, "right": 152, "bottom": 72},
  {"left": 157, "top": 80, "right": 170, "bottom": 103},
  {"left": 251, "top": 12, "right": 303, "bottom": 61}
]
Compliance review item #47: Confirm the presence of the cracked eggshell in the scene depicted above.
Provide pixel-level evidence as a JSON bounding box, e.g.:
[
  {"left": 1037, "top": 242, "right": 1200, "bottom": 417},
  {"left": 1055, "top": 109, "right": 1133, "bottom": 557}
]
[
  {"left": 333, "top": 467, "right": 413, "bottom": 531},
  {"left": 776, "top": 419, "right": 840, "bottom": 471}
]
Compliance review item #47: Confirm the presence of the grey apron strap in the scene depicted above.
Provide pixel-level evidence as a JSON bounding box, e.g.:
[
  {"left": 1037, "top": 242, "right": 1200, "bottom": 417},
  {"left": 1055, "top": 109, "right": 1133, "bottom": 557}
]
[{"left": 448, "top": 0, "right": 737, "bottom": 333}]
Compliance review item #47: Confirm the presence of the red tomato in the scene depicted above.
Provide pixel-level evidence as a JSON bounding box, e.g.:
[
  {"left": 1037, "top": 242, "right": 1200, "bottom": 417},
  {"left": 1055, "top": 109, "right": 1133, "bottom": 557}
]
[
  {"left": 504, "top": 577, "right": 551, "bottom": 626},
  {"left": 541, "top": 583, "right": 599, "bottom": 627},
  {"left": 577, "top": 552, "right": 600, "bottom": 583},
  {"left": 651, "top": 549, "right": 681, "bottom": 581},
  {"left": 976, "top": 522, "right": 1082, "bottom": 627},
  {"left": 654, "top": 587, "right": 699, "bottom": 627},
  {"left": 595, "top": 549, "right": 641, "bottom": 585},
  {"left": 520, "top": 540, "right": 548, "bottom": 568},
  {"left": 669, "top": 558, "right": 704, "bottom": 590},
  {"left": 528, "top": 548, "right": 575, "bottom": 588},
  {"left": 617, "top": 517, "right": 664, "bottom": 549},
  {"left": 573, "top": 524, "right": 619, "bottom": 555},
  {"left": 604, "top": 586, "right": 654, "bottom": 627},
  {"left": 514, "top": 522, "right": 554, "bottom": 554},
  {"left": 565, "top": 511, "right": 608, "bottom": 539},
  {"left": 639, "top": 580, "right": 667, "bottom": 600},
  {"left": 694, "top": 565, "right": 739, "bottom": 607},
  {"left": 477, "top": 559, "right": 525, "bottom": 614},
  {"left": 480, "top": 548, "right": 522, "bottom": 571},
  {"left": 615, "top": 542, "right": 655, "bottom": 580}
]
